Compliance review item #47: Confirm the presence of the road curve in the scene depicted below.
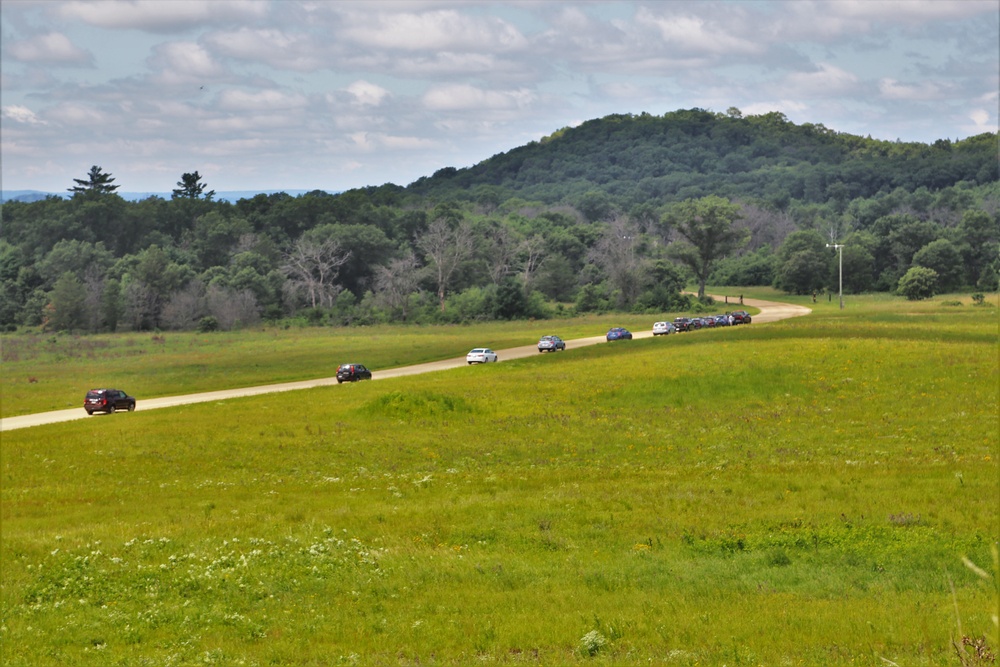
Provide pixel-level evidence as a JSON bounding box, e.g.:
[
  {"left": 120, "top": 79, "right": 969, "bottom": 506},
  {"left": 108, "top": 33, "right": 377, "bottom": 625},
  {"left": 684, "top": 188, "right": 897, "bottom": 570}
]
[{"left": 1, "top": 296, "right": 810, "bottom": 432}]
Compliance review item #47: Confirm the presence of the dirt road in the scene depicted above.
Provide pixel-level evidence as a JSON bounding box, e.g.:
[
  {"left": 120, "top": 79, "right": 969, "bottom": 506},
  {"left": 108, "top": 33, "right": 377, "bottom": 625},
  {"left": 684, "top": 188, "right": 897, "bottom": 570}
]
[{"left": 0, "top": 296, "right": 809, "bottom": 432}]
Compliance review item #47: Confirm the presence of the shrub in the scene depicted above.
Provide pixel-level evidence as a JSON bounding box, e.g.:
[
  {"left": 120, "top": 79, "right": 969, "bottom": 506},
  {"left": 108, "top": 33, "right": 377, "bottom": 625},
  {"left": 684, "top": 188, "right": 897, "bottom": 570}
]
[
  {"left": 196, "top": 315, "right": 219, "bottom": 332},
  {"left": 897, "top": 266, "right": 938, "bottom": 300},
  {"left": 970, "top": 293, "right": 995, "bottom": 308}
]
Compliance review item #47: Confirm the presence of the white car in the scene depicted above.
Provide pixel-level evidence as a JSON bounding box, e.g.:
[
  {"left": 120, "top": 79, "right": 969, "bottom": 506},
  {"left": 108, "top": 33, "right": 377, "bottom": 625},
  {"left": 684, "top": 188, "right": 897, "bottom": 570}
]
[
  {"left": 652, "top": 321, "right": 676, "bottom": 335},
  {"left": 466, "top": 348, "right": 498, "bottom": 364}
]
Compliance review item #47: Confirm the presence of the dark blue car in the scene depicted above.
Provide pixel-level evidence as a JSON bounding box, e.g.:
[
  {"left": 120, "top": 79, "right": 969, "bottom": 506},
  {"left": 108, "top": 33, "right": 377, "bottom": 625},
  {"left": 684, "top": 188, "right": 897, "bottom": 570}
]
[{"left": 606, "top": 327, "right": 632, "bottom": 341}]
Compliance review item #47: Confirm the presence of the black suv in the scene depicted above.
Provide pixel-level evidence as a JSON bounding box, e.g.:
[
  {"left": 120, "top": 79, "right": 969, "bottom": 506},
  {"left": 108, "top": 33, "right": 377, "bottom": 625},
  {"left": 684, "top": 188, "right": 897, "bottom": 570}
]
[
  {"left": 336, "top": 363, "right": 372, "bottom": 383},
  {"left": 84, "top": 389, "right": 136, "bottom": 414},
  {"left": 673, "top": 317, "right": 693, "bottom": 332}
]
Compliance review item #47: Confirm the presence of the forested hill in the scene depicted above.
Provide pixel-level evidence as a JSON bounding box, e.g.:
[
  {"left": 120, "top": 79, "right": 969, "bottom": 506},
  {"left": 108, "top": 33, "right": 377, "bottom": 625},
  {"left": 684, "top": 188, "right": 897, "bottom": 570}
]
[
  {"left": 407, "top": 108, "right": 998, "bottom": 210},
  {"left": 1, "top": 107, "right": 997, "bottom": 334}
]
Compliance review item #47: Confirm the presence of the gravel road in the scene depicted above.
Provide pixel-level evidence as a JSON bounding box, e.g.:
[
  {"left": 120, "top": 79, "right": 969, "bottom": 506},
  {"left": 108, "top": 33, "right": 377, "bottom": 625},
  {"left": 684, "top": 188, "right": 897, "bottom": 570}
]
[{"left": 0, "top": 296, "right": 810, "bottom": 432}]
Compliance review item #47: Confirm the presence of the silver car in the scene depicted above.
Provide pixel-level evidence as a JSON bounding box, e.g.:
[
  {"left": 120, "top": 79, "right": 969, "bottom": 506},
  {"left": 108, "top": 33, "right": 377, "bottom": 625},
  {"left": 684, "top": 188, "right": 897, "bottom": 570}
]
[
  {"left": 537, "top": 335, "right": 566, "bottom": 352},
  {"left": 652, "top": 321, "right": 676, "bottom": 335}
]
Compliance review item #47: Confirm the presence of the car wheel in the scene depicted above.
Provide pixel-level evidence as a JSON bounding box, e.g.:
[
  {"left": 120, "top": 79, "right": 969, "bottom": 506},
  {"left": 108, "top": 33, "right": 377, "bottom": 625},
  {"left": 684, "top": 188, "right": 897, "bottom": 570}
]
[
  {"left": 128, "top": 403, "right": 135, "bottom": 412},
  {"left": 86, "top": 409, "right": 93, "bottom": 415},
  {"left": 337, "top": 379, "right": 343, "bottom": 383}
]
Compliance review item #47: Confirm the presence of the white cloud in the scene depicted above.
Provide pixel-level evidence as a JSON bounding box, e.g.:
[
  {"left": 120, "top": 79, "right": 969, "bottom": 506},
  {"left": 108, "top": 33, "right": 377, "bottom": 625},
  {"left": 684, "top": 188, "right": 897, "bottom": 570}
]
[
  {"left": 149, "top": 41, "right": 227, "bottom": 85},
  {"left": 194, "top": 137, "right": 282, "bottom": 157},
  {"left": 57, "top": 0, "right": 267, "bottom": 33},
  {"left": 422, "top": 84, "right": 535, "bottom": 112},
  {"left": 2, "top": 105, "right": 46, "bottom": 125},
  {"left": 200, "top": 114, "right": 299, "bottom": 133},
  {"left": 962, "top": 95, "right": 998, "bottom": 134},
  {"left": 381, "top": 134, "right": 438, "bottom": 150},
  {"left": 967, "top": 109, "right": 991, "bottom": 126},
  {"left": 217, "top": 89, "right": 308, "bottom": 111},
  {"left": 206, "top": 28, "right": 325, "bottom": 71},
  {"left": 879, "top": 78, "right": 948, "bottom": 101},
  {"left": 741, "top": 101, "right": 809, "bottom": 119},
  {"left": 345, "top": 81, "right": 391, "bottom": 107},
  {"left": 6, "top": 32, "right": 93, "bottom": 66},
  {"left": 772, "top": 0, "right": 997, "bottom": 41},
  {"left": 342, "top": 9, "right": 527, "bottom": 52},
  {"left": 393, "top": 52, "right": 516, "bottom": 78},
  {"left": 824, "top": 0, "right": 994, "bottom": 23},
  {"left": 47, "top": 102, "right": 106, "bottom": 126},
  {"left": 350, "top": 131, "right": 436, "bottom": 151},
  {"left": 784, "top": 64, "right": 860, "bottom": 97},
  {"left": 634, "top": 8, "right": 763, "bottom": 57}
]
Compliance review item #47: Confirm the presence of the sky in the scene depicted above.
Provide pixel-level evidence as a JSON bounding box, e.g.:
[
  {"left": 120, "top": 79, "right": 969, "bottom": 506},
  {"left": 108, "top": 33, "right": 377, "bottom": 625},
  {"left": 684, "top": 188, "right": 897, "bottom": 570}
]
[{"left": 2, "top": 0, "right": 998, "bottom": 195}]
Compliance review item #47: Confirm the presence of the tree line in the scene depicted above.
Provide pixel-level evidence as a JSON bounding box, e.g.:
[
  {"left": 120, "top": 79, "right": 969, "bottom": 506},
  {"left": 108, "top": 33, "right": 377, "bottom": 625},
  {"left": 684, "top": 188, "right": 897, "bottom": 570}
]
[{"left": 1, "top": 110, "right": 997, "bottom": 333}]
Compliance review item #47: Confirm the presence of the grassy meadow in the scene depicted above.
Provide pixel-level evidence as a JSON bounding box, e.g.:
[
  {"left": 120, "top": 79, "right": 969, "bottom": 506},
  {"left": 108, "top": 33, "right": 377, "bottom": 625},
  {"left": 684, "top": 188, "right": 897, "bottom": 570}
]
[
  {"left": 1, "top": 293, "right": 997, "bottom": 665},
  {"left": 0, "top": 313, "right": 672, "bottom": 419}
]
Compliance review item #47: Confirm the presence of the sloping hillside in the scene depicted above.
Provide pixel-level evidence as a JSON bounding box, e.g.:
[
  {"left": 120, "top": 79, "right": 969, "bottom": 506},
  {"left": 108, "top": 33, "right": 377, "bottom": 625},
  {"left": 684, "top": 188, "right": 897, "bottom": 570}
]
[{"left": 408, "top": 108, "right": 998, "bottom": 210}]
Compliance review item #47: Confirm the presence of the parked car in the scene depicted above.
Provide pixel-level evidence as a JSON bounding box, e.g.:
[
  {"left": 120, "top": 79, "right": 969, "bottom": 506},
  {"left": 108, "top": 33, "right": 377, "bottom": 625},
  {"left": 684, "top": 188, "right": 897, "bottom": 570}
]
[
  {"left": 336, "top": 363, "right": 372, "bottom": 383},
  {"left": 688, "top": 317, "right": 705, "bottom": 330},
  {"left": 730, "top": 310, "right": 752, "bottom": 324},
  {"left": 84, "top": 388, "right": 136, "bottom": 415},
  {"left": 673, "top": 317, "right": 693, "bottom": 332},
  {"left": 538, "top": 335, "right": 566, "bottom": 352},
  {"left": 713, "top": 314, "right": 731, "bottom": 326},
  {"left": 652, "top": 321, "right": 676, "bottom": 335},
  {"left": 606, "top": 327, "right": 632, "bottom": 341},
  {"left": 466, "top": 348, "right": 498, "bottom": 364},
  {"left": 702, "top": 316, "right": 717, "bottom": 328}
]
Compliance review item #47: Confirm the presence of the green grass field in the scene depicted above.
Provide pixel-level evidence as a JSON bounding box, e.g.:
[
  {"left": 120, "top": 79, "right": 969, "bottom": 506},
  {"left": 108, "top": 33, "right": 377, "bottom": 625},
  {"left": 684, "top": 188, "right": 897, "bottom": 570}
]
[
  {"left": 0, "top": 313, "right": 679, "bottom": 419},
  {"left": 1, "top": 293, "right": 997, "bottom": 665}
]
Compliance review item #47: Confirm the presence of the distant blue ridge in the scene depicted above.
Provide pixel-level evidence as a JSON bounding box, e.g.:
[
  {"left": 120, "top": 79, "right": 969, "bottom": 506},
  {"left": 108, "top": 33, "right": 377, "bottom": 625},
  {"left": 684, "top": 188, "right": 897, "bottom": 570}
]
[{"left": 1, "top": 189, "right": 326, "bottom": 203}]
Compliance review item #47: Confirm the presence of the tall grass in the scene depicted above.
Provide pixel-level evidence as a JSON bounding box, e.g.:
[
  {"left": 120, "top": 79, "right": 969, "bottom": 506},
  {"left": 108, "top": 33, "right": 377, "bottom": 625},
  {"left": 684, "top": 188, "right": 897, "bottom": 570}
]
[{"left": 1, "top": 295, "right": 996, "bottom": 664}]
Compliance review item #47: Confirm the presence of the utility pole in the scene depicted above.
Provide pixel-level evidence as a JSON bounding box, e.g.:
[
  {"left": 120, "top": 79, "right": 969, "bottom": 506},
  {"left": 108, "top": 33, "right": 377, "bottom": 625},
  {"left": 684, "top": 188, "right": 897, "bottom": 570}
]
[{"left": 826, "top": 243, "right": 844, "bottom": 310}]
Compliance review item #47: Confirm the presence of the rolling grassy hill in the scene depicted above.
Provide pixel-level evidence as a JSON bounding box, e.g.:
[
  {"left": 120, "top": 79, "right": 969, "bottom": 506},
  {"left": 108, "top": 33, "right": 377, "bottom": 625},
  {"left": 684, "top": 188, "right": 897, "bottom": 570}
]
[{"left": 1, "top": 294, "right": 996, "bottom": 665}]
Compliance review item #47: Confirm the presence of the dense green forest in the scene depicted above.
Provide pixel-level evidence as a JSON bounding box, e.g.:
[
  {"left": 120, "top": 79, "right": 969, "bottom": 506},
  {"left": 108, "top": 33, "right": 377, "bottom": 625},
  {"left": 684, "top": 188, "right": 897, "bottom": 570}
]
[{"left": 1, "top": 108, "right": 997, "bottom": 332}]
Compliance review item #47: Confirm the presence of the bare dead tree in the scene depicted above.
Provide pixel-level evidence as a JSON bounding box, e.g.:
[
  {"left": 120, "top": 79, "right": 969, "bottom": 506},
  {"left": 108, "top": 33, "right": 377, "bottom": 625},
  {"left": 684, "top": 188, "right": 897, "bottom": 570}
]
[
  {"left": 373, "top": 253, "right": 421, "bottom": 320},
  {"left": 588, "top": 217, "right": 646, "bottom": 308},
  {"left": 234, "top": 233, "right": 260, "bottom": 254},
  {"left": 161, "top": 280, "right": 206, "bottom": 330},
  {"left": 486, "top": 226, "right": 518, "bottom": 285},
  {"left": 82, "top": 266, "right": 107, "bottom": 332},
  {"left": 518, "top": 234, "right": 547, "bottom": 292},
  {"left": 417, "top": 218, "right": 474, "bottom": 311},
  {"left": 281, "top": 237, "right": 351, "bottom": 309},
  {"left": 206, "top": 285, "right": 260, "bottom": 330},
  {"left": 120, "top": 280, "right": 160, "bottom": 330},
  {"left": 734, "top": 202, "right": 797, "bottom": 253}
]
